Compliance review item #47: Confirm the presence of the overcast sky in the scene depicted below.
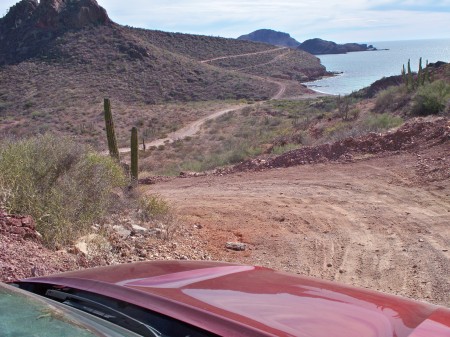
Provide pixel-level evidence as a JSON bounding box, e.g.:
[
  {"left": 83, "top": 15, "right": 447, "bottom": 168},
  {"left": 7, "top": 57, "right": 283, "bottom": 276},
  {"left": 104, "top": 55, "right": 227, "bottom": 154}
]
[{"left": 2, "top": 0, "right": 450, "bottom": 42}]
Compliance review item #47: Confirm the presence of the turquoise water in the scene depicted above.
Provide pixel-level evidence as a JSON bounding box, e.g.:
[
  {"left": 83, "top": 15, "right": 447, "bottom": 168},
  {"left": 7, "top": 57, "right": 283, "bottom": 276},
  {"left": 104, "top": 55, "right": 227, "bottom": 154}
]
[{"left": 305, "top": 39, "right": 450, "bottom": 95}]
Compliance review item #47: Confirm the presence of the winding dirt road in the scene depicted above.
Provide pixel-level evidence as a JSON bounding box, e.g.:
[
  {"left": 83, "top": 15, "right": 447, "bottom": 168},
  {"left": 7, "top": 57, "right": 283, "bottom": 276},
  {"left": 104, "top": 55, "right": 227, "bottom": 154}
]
[
  {"left": 115, "top": 47, "right": 314, "bottom": 153},
  {"left": 128, "top": 76, "right": 289, "bottom": 152}
]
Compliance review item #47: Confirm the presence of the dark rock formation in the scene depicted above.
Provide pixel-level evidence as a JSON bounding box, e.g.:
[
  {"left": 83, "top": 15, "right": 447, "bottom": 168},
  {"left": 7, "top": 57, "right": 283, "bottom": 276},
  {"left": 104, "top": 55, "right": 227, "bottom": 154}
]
[
  {"left": 353, "top": 75, "right": 403, "bottom": 98},
  {"left": 0, "top": 0, "right": 111, "bottom": 64},
  {"left": 428, "top": 61, "right": 447, "bottom": 68},
  {"left": 298, "top": 38, "right": 376, "bottom": 55},
  {"left": 238, "top": 29, "right": 301, "bottom": 48}
]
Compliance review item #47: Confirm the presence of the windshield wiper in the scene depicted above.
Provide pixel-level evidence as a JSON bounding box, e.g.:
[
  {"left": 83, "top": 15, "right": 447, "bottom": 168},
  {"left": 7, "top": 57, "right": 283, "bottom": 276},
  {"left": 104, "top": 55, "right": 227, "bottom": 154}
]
[{"left": 45, "top": 289, "right": 161, "bottom": 337}]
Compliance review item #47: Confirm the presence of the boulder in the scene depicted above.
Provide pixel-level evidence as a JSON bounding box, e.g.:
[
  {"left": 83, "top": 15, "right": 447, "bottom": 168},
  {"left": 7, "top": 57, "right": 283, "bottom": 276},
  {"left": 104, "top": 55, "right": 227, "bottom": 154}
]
[{"left": 226, "top": 242, "right": 247, "bottom": 251}]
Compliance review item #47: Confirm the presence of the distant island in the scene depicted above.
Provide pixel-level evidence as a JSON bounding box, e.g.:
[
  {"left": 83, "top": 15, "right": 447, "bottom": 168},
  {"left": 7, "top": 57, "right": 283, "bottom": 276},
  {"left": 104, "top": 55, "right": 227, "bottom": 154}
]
[
  {"left": 298, "top": 38, "right": 377, "bottom": 55},
  {"left": 238, "top": 29, "right": 377, "bottom": 55}
]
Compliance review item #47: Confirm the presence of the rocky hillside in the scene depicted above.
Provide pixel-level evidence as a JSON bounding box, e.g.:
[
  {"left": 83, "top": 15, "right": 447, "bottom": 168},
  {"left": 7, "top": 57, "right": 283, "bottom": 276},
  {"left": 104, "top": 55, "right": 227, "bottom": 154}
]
[
  {"left": 238, "top": 29, "right": 301, "bottom": 48},
  {"left": 298, "top": 38, "right": 376, "bottom": 55},
  {"left": 0, "top": 0, "right": 327, "bottom": 144}
]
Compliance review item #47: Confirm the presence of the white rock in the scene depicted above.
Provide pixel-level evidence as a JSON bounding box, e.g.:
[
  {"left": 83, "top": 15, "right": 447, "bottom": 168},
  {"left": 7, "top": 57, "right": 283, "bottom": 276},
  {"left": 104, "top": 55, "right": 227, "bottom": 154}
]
[
  {"left": 131, "top": 224, "right": 148, "bottom": 234},
  {"left": 226, "top": 242, "right": 246, "bottom": 251}
]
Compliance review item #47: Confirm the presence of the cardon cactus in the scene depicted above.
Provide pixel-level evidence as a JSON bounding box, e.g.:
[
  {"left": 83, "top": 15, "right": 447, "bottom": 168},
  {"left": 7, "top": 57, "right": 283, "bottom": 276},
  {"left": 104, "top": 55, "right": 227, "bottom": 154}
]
[
  {"left": 130, "top": 126, "right": 139, "bottom": 183},
  {"left": 104, "top": 98, "right": 120, "bottom": 161}
]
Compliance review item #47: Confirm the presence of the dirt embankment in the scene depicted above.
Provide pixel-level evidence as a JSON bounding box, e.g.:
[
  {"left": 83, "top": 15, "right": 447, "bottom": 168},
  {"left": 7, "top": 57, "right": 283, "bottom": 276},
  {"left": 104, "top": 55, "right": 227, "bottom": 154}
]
[{"left": 228, "top": 118, "right": 449, "bottom": 176}]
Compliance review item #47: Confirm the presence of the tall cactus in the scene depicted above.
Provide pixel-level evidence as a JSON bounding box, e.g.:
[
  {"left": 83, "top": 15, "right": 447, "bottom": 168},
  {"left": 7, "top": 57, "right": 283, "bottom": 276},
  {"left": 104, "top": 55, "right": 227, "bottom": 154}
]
[
  {"left": 418, "top": 57, "right": 423, "bottom": 86},
  {"left": 407, "top": 59, "right": 413, "bottom": 90},
  {"left": 104, "top": 98, "right": 120, "bottom": 161},
  {"left": 130, "top": 126, "right": 138, "bottom": 183}
]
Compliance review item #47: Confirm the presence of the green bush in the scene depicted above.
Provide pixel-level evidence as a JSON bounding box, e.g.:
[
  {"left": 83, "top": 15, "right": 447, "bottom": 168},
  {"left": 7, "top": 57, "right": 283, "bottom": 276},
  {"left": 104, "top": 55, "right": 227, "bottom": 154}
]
[
  {"left": 363, "top": 113, "right": 403, "bottom": 132},
  {"left": 374, "top": 85, "right": 409, "bottom": 113},
  {"left": 0, "top": 134, "right": 127, "bottom": 248},
  {"left": 412, "top": 80, "right": 450, "bottom": 116},
  {"left": 138, "top": 194, "right": 171, "bottom": 222},
  {"left": 271, "top": 143, "right": 299, "bottom": 155}
]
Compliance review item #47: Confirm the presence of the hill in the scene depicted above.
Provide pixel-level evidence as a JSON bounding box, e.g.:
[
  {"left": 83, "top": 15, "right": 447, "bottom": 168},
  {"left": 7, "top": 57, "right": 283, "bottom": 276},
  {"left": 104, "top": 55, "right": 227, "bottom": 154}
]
[
  {"left": 298, "top": 38, "right": 376, "bottom": 55},
  {"left": 237, "top": 29, "right": 301, "bottom": 48},
  {"left": 0, "top": 0, "right": 327, "bottom": 145}
]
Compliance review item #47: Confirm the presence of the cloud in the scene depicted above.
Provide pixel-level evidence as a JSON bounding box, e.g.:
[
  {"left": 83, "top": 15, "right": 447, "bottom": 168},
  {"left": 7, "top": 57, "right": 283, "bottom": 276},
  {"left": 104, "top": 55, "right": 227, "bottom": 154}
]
[
  {"left": 1, "top": 0, "right": 449, "bottom": 42},
  {"left": 370, "top": 0, "right": 450, "bottom": 12}
]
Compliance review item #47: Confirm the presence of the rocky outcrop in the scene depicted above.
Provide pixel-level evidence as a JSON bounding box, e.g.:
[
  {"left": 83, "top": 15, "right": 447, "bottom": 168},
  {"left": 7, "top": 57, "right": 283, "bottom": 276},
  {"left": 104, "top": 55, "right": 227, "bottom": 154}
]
[
  {"left": 0, "top": 209, "right": 41, "bottom": 241},
  {"left": 238, "top": 29, "right": 301, "bottom": 48},
  {"left": 0, "top": 0, "right": 111, "bottom": 64},
  {"left": 298, "top": 38, "right": 376, "bottom": 55}
]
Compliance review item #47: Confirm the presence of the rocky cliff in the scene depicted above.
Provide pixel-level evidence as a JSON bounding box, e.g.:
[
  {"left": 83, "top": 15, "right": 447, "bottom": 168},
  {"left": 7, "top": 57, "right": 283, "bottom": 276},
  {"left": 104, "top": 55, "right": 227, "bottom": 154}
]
[{"left": 0, "top": 0, "right": 111, "bottom": 64}]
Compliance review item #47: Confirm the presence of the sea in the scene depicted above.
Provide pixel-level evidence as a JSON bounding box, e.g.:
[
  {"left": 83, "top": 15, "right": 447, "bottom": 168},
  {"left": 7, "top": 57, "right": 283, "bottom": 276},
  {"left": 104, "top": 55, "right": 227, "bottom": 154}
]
[{"left": 304, "top": 38, "right": 450, "bottom": 95}]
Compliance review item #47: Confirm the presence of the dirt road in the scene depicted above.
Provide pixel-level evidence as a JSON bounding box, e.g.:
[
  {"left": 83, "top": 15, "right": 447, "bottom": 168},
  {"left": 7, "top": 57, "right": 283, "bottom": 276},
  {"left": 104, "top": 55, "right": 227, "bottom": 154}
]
[
  {"left": 117, "top": 81, "right": 294, "bottom": 153},
  {"left": 200, "top": 47, "right": 288, "bottom": 63},
  {"left": 150, "top": 148, "right": 450, "bottom": 306},
  {"left": 114, "top": 46, "right": 318, "bottom": 153},
  {"left": 145, "top": 105, "right": 246, "bottom": 148}
]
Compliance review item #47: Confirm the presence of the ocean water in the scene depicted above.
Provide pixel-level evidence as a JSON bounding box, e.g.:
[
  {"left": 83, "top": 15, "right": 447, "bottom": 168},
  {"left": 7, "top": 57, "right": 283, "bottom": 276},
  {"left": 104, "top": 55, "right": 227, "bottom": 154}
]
[{"left": 304, "top": 39, "right": 450, "bottom": 95}]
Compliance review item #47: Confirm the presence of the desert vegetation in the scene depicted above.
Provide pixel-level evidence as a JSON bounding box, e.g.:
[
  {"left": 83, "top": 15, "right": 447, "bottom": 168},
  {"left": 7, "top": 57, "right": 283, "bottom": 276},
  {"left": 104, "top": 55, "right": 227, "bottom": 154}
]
[
  {"left": 0, "top": 134, "right": 126, "bottom": 248},
  {"left": 139, "top": 95, "right": 407, "bottom": 175},
  {"left": 373, "top": 60, "right": 450, "bottom": 116},
  {"left": 137, "top": 63, "right": 449, "bottom": 176}
]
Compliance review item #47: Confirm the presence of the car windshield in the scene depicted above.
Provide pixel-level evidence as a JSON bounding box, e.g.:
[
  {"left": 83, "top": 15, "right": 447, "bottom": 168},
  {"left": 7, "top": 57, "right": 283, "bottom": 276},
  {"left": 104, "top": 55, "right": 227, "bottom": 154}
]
[{"left": 0, "top": 283, "right": 141, "bottom": 337}]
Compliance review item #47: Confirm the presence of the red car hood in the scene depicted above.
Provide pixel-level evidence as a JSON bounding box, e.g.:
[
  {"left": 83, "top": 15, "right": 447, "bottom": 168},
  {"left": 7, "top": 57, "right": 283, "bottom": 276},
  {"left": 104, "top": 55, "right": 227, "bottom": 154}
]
[{"left": 19, "top": 260, "right": 450, "bottom": 337}]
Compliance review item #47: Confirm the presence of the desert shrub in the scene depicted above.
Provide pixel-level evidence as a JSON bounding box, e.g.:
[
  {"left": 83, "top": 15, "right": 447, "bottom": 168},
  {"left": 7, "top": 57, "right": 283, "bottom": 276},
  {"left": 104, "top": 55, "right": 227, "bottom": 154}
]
[
  {"left": 0, "top": 134, "right": 127, "bottom": 248},
  {"left": 349, "top": 108, "right": 360, "bottom": 120},
  {"left": 363, "top": 113, "right": 403, "bottom": 132},
  {"left": 271, "top": 143, "right": 299, "bottom": 155},
  {"left": 217, "top": 111, "right": 235, "bottom": 122},
  {"left": 374, "top": 85, "right": 409, "bottom": 113},
  {"left": 138, "top": 194, "right": 171, "bottom": 222},
  {"left": 323, "top": 121, "right": 349, "bottom": 138},
  {"left": 138, "top": 194, "right": 178, "bottom": 240},
  {"left": 412, "top": 80, "right": 450, "bottom": 116}
]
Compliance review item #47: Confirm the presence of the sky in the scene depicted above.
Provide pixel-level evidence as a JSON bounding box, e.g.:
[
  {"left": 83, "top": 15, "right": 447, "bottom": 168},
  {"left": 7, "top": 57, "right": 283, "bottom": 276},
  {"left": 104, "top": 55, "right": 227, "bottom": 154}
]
[{"left": 1, "top": 0, "right": 450, "bottom": 43}]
